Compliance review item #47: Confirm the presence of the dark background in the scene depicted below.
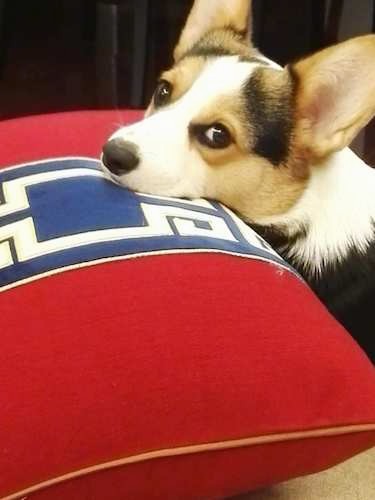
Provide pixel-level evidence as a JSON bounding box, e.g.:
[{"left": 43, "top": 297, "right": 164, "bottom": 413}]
[{"left": 0, "top": 0, "right": 374, "bottom": 161}]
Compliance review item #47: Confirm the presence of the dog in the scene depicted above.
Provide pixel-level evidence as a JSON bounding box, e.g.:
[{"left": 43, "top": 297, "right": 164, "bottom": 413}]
[{"left": 101, "top": 0, "right": 375, "bottom": 363}]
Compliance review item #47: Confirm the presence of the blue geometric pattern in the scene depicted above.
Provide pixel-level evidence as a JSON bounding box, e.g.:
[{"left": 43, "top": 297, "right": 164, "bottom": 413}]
[{"left": 0, "top": 157, "right": 297, "bottom": 291}]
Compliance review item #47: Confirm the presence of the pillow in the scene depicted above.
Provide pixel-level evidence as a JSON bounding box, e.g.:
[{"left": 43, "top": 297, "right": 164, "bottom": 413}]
[
  {"left": 0, "top": 109, "right": 143, "bottom": 166},
  {"left": 0, "top": 154, "right": 375, "bottom": 500}
]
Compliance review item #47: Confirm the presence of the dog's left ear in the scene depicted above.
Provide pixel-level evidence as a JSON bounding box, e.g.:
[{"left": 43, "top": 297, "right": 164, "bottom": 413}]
[
  {"left": 291, "top": 34, "right": 375, "bottom": 159},
  {"left": 174, "top": 0, "right": 252, "bottom": 61}
]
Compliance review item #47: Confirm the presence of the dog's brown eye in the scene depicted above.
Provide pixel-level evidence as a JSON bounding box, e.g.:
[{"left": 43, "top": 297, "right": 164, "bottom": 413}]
[
  {"left": 195, "top": 123, "right": 232, "bottom": 149},
  {"left": 154, "top": 80, "right": 172, "bottom": 108}
]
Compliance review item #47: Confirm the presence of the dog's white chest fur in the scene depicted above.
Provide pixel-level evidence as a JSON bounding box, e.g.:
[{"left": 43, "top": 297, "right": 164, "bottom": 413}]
[{"left": 258, "top": 148, "right": 375, "bottom": 274}]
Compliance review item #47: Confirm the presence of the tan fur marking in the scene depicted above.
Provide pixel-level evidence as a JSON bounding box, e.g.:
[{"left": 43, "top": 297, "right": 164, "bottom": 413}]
[
  {"left": 191, "top": 95, "right": 249, "bottom": 165},
  {"left": 160, "top": 58, "right": 206, "bottom": 103},
  {"left": 145, "top": 58, "right": 206, "bottom": 116},
  {"left": 206, "top": 156, "right": 307, "bottom": 220}
]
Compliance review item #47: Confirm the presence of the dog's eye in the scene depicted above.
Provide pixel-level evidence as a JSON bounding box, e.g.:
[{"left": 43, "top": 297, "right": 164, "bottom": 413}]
[
  {"left": 154, "top": 80, "right": 172, "bottom": 108},
  {"left": 196, "top": 123, "right": 232, "bottom": 149}
]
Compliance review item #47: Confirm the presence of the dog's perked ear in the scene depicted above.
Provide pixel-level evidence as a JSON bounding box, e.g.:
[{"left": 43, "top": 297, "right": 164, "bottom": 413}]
[
  {"left": 174, "top": 0, "right": 252, "bottom": 61},
  {"left": 290, "top": 34, "right": 375, "bottom": 160}
]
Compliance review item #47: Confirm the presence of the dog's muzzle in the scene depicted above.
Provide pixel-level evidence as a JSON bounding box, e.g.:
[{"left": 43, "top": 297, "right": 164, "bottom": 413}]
[{"left": 102, "top": 138, "right": 140, "bottom": 176}]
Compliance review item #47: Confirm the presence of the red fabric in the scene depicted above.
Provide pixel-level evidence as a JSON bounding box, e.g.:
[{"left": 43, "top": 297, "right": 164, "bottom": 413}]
[
  {"left": 0, "top": 109, "right": 142, "bottom": 167},
  {"left": 1, "top": 256, "right": 375, "bottom": 499},
  {"left": 0, "top": 111, "right": 375, "bottom": 499},
  {"left": 14, "top": 434, "right": 375, "bottom": 500}
]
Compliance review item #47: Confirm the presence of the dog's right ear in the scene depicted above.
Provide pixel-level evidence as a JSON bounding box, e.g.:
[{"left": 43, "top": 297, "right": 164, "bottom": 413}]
[{"left": 174, "top": 0, "right": 252, "bottom": 61}]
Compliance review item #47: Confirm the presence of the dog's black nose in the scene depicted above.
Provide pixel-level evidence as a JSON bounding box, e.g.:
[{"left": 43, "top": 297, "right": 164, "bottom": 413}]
[{"left": 102, "top": 138, "right": 140, "bottom": 175}]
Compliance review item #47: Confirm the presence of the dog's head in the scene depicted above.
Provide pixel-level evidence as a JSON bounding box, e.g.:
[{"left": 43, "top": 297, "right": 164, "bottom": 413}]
[{"left": 102, "top": 0, "right": 375, "bottom": 223}]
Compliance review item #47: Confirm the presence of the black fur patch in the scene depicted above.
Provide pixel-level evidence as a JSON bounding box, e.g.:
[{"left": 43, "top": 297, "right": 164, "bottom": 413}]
[
  {"left": 184, "top": 44, "right": 269, "bottom": 66},
  {"left": 253, "top": 221, "right": 375, "bottom": 363},
  {"left": 182, "top": 28, "right": 269, "bottom": 66},
  {"left": 250, "top": 222, "right": 307, "bottom": 251},
  {"left": 185, "top": 44, "right": 240, "bottom": 59},
  {"left": 308, "top": 237, "right": 375, "bottom": 363},
  {"left": 243, "top": 69, "right": 294, "bottom": 166}
]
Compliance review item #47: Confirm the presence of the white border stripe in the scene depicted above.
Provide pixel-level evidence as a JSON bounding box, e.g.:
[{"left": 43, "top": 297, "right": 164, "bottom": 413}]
[
  {"left": 0, "top": 156, "right": 99, "bottom": 173},
  {"left": 0, "top": 248, "right": 298, "bottom": 294},
  {"left": 2, "top": 424, "right": 375, "bottom": 500}
]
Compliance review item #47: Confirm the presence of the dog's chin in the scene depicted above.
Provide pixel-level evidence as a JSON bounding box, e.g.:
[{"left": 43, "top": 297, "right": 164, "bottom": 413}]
[
  {"left": 100, "top": 158, "right": 209, "bottom": 200},
  {"left": 122, "top": 180, "right": 193, "bottom": 199},
  {"left": 117, "top": 178, "right": 205, "bottom": 201},
  {"left": 101, "top": 169, "right": 182, "bottom": 198}
]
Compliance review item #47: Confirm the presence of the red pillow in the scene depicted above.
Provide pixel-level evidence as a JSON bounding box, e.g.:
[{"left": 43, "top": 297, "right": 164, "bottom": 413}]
[
  {"left": 0, "top": 109, "right": 142, "bottom": 165},
  {"left": 0, "top": 112, "right": 374, "bottom": 500}
]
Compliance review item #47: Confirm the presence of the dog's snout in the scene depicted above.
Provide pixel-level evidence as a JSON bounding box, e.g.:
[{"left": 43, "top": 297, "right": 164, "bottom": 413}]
[{"left": 102, "top": 139, "right": 140, "bottom": 175}]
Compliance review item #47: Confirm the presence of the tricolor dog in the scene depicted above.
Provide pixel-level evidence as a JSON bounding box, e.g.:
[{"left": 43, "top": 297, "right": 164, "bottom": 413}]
[{"left": 102, "top": 0, "right": 375, "bottom": 362}]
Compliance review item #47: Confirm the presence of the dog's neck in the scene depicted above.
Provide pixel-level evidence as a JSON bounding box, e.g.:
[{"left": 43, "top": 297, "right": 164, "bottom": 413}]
[
  {"left": 253, "top": 148, "right": 375, "bottom": 277},
  {"left": 254, "top": 148, "right": 375, "bottom": 360}
]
